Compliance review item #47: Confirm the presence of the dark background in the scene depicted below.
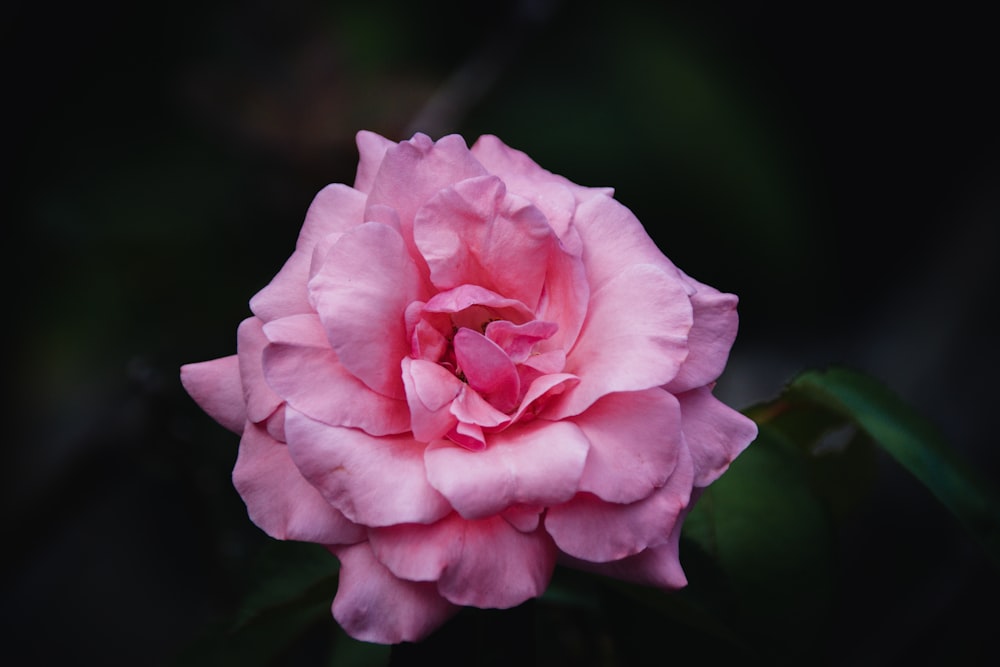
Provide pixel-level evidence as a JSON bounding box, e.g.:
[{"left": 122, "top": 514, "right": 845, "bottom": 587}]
[{"left": 3, "top": 1, "right": 998, "bottom": 664}]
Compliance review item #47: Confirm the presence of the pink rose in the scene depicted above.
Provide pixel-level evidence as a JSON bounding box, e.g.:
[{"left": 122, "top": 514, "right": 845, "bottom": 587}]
[{"left": 181, "top": 131, "right": 757, "bottom": 644}]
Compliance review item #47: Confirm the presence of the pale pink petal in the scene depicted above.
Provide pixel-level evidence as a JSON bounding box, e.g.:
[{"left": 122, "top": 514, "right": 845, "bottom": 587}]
[
  {"left": 237, "top": 317, "right": 283, "bottom": 424},
  {"left": 571, "top": 194, "right": 681, "bottom": 292},
  {"left": 548, "top": 264, "right": 693, "bottom": 418},
  {"left": 365, "top": 133, "right": 487, "bottom": 250},
  {"left": 532, "top": 247, "right": 590, "bottom": 354},
  {"left": 678, "top": 386, "right": 758, "bottom": 487},
  {"left": 233, "top": 422, "right": 365, "bottom": 544},
  {"left": 331, "top": 541, "right": 458, "bottom": 644},
  {"left": 414, "top": 175, "right": 554, "bottom": 309},
  {"left": 285, "top": 408, "right": 451, "bottom": 527},
  {"left": 545, "top": 446, "right": 694, "bottom": 563},
  {"left": 369, "top": 513, "right": 557, "bottom": 608},
  {"left": 511, "top": 372, "right": 579, "bottom": 423},
  {"left": 352, "top": 130, "right": 397, "bottom": 194},
  {"left": 250, "top": 184, "right": 367, "bottom": 321},
  {"left": 665, "top": 273, "right": 740, "bottom": 393},
  {"left": 470, "top": 133, "right": 613, "bottom": 209},
  {"left": 262, "top": 314, "right": 410, "bottom": 436},
  {"left": 401, "top": 358, "right": 461, "bottom": 443},
  {"left": 424, "top": 420, "right": 589, "bottom": 519},
  {"left": 308, "top": 223, "right": 425, "bottom": 399},
  {"left": 453, "top": 328, "right": 519, "bottom": 413},
  {"left": 571, "top": 389, "right": 683, "bottom": 504},
  {"left": 180, "top": 355, "right": 245, "bottom": 434}
]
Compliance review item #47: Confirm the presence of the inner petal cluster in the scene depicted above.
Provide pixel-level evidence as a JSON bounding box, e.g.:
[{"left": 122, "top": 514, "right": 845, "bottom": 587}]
[{"left": 403, "top": 284, "right": 566, "bottom": 450}]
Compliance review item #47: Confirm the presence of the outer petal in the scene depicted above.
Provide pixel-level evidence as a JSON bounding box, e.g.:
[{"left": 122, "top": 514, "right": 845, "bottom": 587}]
[
  {"left": 570, "top": 389, "right": 682, "bottom": 504},
  {"left": 545, "top": 445, "right": 694, "bottom": 563},
  {"left": 560, "top": 508, "right": 690, "bottom": 589},
  {"left": 369, "top": 513, "right": 557, "bottom": 608},
  {"left": 549, "top": 264, "right": 693, "bottom": 418},
  {"left": 331, "top": 541, "right": 458, "bottom": 644},
  {"left": 308, "top": 222, "right": 425, "bottom": 399},
  {"left": 250, "top": 184, "right": 367, "bottom": 322},
  {"left": 233, "top": 421, "right": 365, "bottom": 544},
  {"left": 352, "top": 130, "right": 397, "bottom": 194},
  {"left": 262, "top": 314, "right": 410, "bottom": 436},
  {"left": 237, "top": 317, "right": 283, "bottom": 424},
  {"left": 678, "top": 386, "right": 758, "bottom": 487},
  {"left": 665, "top": 273, "right": 740, "bottom": 393},
  {"left": 571, "top": 194, "right": 680, "bottom": 292},
  {"left": 365, "top": 133, "right": 487, "bottom": 252},
  {"left": 424, "top": 420, "right": 589, "bottom": 519},
  {"left": 284, "top": 408, "right": 451, "bottom": 527},
  {"left": 180, "top": 355, "right": 245, "bottom": 434}
]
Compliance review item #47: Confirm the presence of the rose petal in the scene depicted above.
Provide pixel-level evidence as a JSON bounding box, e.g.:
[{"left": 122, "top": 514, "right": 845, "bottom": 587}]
[
  {"left": 331, "top": 541, "right": 458, "bottom": 644},
  {"left": 237, "top": 317, "right": 283, "bottom": 424},
  {"left": 285, "top": 408, "right": 451, "bottom": 527},
  {"left": 250, "top": 184, "right": 367, "bottom": 322},
  {"left": 262, "top": 314, "right": 410, "bottom": 436},
  {"left": 233, "top": 421, "right": 365, "bottom": 544},
  {"left": 308, "top": 222, "right": 425, "bottom": 399},
  {"left": 365, "top": 133, "right": 487, "bottom": 241},
  {"left": 180, "top": 355, "right": 245, "bottom": 434},
  {"left": 424, "top": 419, "right": 589, "bottom": 519},
  {"left": 559, "top": 510, "right": 689, "bottom": 589},
  {"left": 352, "top": 130, "right": 397, "bottom": 194},
  {"left": 678, "top": 386, "right": 758, "bottom": 487},
  {"left": 414, "top": 175, "right": 554, "bottom": 310},
  {"left": 571, "top": 388, "right": 682, "bottom": 504},
  {"left": 665, "top": 272, "right": 740, "bottom": 393},
  {"left": 571, "top": 194, "right": 681, "bottom": 292},
  {"left": 402, "top": 358, "right": 462, "bottom": 443},
  {"left": 453, "top": 327, "right": 519, "bottom": 413},
  {"left": 485, "top": 319, "right": 558, "bottom": 363},
  {"left": 545, "top": 445, "right": 694, "bottom": 563},
  {"left": 369, "top": 513, "right": 557, "bottom": 608},
  {"left": 549, "top": 264, "right": 693, "bottom": 418}
]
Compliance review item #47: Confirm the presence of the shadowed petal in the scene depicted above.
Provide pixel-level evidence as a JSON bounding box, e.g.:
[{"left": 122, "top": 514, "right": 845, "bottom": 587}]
[
  {"left": 285, "top": 408, "right": 450, "bottom": 527},
  {"left": 424, "top": 420, "right": 589, "bottom": 519},
  {"left": 369, "top": 513, "right": 557, "bottom": 608},
  {"left": 180, "top": 355, "right": 245, "bottom": 434},
  {"left": 331, "top": 541, "right": 458, "bottom": 644},
  {"left": 402, "top": 358, "right": 461, "bottom": 443},
  {"left": 679, "top": 386, "right": 758, "bottom": 487},
  {"left": 545, "top": 446, "right": 694, "bottom": 563},
  {"left": 233, "top": 421, "right": 365, "bottom": 544},
  {"left": 665, "top": 272, "right": 740, "bottom": 393}
]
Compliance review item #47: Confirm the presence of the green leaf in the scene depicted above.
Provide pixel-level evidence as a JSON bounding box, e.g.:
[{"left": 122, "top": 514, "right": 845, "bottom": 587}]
[
  {"left": 778, "top": 366, "right": 1000, "bottom": 567},
  {"left": 683, "top": 426, "right": 836, "bottom": 663}
]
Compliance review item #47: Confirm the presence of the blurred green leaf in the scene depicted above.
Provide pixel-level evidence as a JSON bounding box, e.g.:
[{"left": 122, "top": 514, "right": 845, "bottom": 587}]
[
  {"left": 756, "top": 365, "right": 1000, "bottom": 567},
  {"left": 683, "top": 426, "right": 836, "bottom": 663}
]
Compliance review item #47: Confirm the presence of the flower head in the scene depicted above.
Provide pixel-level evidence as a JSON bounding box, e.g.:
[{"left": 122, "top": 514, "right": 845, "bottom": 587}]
[{"left": 181, "top": 131, "right": 757, "bottom": 644}]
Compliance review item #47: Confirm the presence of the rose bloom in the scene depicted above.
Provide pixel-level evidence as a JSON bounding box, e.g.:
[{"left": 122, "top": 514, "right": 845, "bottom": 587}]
[{"left": 181, "top": 131, "right": 757, "bottom": 644}]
